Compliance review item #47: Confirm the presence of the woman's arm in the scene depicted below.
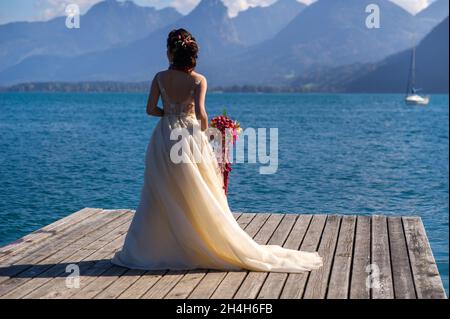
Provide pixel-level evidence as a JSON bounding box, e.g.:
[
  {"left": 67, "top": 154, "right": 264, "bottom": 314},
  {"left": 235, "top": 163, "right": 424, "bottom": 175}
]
[
  {"left": 195, "top": 77, "right": 208, "bottom": 131},
  {"left": 146, "top": 74, "right": 164, "bottom": 117}
]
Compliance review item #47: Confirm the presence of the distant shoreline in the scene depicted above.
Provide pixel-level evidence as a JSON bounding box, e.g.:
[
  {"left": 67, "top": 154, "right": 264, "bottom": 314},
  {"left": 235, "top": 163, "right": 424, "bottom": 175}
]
[
  {"left": 0, "top": 82, "right": 449, "bottom": 94},
  {"left": 0, "top": 81, "right": 335, "bottom": 93}
]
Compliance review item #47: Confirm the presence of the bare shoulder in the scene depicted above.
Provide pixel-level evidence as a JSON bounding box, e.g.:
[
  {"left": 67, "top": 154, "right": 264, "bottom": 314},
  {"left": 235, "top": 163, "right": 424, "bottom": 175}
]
[
  {"left": 155, "top": 70, "right": 168, "bottom": 79},
  {"left": 191, "top": 71, "right": 207, "bottom": 85}
]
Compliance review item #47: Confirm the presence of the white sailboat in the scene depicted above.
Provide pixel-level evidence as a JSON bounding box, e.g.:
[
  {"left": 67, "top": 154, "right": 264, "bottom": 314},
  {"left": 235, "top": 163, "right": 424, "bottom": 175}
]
[{"left": 405, "top": 44, "right": 429, "bottom": 105}]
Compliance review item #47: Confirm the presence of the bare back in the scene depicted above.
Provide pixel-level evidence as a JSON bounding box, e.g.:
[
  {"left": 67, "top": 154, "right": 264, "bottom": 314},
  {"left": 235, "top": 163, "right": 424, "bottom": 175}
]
[
  {"left": 147, "top": 69, "right": 209, "bottom": 131},
  {"left": 157, "top": 70, "right": 203, "bottom": 117}
]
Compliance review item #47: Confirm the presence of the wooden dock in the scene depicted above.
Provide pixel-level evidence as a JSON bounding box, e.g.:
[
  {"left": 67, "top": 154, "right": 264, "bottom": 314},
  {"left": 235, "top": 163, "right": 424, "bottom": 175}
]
[{"left": 0, "top": 208, "right": 446, "bottom": 299}]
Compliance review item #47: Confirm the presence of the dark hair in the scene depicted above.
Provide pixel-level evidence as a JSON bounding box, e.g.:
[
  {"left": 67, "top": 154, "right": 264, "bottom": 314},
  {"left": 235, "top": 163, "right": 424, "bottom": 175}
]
[{"left": 167, "top": 29, "right": 199, "bottom": 72}]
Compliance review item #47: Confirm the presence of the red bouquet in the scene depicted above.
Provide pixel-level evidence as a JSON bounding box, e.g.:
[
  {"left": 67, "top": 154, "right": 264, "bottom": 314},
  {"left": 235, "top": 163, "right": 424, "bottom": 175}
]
[{"left": 210, "top": 110, "right": 242, "bottom": 195}]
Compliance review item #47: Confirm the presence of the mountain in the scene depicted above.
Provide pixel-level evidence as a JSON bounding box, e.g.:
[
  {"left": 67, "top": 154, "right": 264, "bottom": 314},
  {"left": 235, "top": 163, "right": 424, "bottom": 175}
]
[
  {"left": 417, "top": 0, "right": 449, "bottom": 24},
  {"left": 207, "top": 0, "right": 423, "bottom": 86},
  {"left": 414, "top": 0, "right": 449, "bottom": 40},
  {"left": 1, "top": 0, "right": 447, "bottom": 88},
  {"left": 172, "top": 0, "right": 242, "bottom": 57},
  {"left": 0, "top": 0, "right": 181, "bottom": 72},
  {"left": 232, "top": 0, "right": 306, "bottom": 46},
  {"left": 346, "top": 17, "right": 449, "bottom": 93},
  {"left": 0, "top": 0, "right": 243, "bottom": 85}
]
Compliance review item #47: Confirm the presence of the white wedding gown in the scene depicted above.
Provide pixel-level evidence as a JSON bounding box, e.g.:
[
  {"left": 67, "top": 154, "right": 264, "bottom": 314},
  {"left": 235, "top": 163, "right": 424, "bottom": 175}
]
[{"left": 112, "top": 73, "right": 323, "bottom": 272}]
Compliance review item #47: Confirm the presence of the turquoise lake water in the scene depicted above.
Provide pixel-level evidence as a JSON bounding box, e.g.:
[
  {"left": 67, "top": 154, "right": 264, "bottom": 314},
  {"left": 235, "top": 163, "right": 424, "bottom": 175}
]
[{"left": 0, "top": 92, "right": 448, "bottom": 292}]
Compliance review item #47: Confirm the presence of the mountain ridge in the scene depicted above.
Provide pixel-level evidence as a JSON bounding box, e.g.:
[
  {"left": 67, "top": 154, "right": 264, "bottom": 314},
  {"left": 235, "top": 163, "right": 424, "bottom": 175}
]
[
  {"left": 0, "top": 0, "right": 181, "bottom": 72},
  {"left": 231, "top": 0, "right": 306, "bottom": 45},
  {"left": 206, "top": 0, "right": 429, "bottom": 86},
  {"left": 0, "top": 0, "right": 448, "bottom": 89},
  {"left": 345, "top": 17, "right": 449, "bottom": 93}
]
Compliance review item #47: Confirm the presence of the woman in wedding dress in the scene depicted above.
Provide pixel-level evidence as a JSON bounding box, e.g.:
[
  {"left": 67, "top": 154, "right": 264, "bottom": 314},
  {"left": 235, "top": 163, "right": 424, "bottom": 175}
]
[{"left": 112, "top": 29, "right": 323, "bottom": 273}]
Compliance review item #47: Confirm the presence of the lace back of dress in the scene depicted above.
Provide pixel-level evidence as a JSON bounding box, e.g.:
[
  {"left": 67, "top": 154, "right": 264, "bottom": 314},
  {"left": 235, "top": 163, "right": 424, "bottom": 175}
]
[{"left": 157, "top": 73, "right": 200, "bottom": 117}]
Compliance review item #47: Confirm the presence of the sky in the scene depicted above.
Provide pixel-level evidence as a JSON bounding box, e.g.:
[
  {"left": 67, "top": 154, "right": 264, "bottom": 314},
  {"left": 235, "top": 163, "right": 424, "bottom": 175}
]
[{"left": 0, "top": 0, "right": 437, "bottom": 24}]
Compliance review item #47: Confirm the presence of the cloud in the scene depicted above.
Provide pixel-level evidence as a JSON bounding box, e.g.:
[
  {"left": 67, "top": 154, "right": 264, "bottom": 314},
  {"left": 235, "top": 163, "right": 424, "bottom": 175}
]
[
  {"left": 169, "top": 0, "right": 200, "bottom": 14},
  {"left": 299, "top": 0, "right": 315, "bottom": 4},
  {"left": 390, "top": 0, "right": 433, "bottom": 14},
  {"left": 134, "top": 0, "right": 200, "bottom": 14},
  {"left": 220, "top": 0, "right": 435, "bottom": 17},
  {"left": 222, "top": 0, "right": 276, "bottom": 17},
  {"left": 136, "top": 0, "right": 308, "bottom": 16}
]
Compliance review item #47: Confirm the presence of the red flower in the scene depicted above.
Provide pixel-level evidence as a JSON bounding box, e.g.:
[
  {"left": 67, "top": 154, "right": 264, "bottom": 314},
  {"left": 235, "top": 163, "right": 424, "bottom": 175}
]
[{"left": 210, "top": 113, "right": 242, "bottom": 195}]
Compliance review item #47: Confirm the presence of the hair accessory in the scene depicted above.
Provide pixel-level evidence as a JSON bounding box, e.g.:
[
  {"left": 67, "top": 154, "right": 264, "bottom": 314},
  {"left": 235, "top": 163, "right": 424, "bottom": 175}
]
[{"left": 174, "top": 34, "right": 193, "bottom": 49}]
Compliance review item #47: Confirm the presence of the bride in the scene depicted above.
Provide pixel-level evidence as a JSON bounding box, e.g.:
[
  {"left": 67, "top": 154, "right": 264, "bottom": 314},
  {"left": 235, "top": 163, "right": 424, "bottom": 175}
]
[{"left": 112, "top": 29, "right": 323, "bottom": 273}]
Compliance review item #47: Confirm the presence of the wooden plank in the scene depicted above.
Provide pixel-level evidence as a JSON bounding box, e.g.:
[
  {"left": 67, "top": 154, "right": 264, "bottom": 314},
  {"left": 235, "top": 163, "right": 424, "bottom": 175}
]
[
  {"left": 42, "top": 213, "right": 271, "bottom": 299},
  {"left": 257, "top": 215, "right": 312, "bottom": 299},
  {"left": 185, "top": 270, "right": 225, "bottom": 299},
  {"left": 234, "top": 214, "right": 297, "bottom": 299},
  {"left": 403, "top": 217, "right": 446, "bottom": 299},
  {"left": 303, "top": 215, "right": 341, "bottom": 299},
  {"left": 232, "top": 213, "right": 241, "bottom": 219},
  {"left": 0, "top": 210, "right": 125, "bottom": 288},
  {"left": 164, "top": 214, "right": 250, "bottom": 299},
  {"left": 71, "top": 265, "right": 129, "bottom": 299},
  {"left": 283, "top": 215, "right": 313, "bottom": 250},
  {"left": 0, "top": 209, "right": 117, "bottom": 269},
  {"left": 150, "top": 214, "right": 253, "bottom": 299},
  {"left": 264, "top": 214, "right": 297, "bottom": 246},
  {"left": 1, "top": 212, "right": 132, "bottom": 299},
  {"left": 34, "top": 233, "right": 128, "bottom": 299},
  {"left": 280, "top": 215, "right": 327, "bottom": 299},
  {"left": 211, "top": 214, "right": 283, "bottom": 299},
  {"left": 103, "top": 214, "right": 255, "bottom": 299},
  {"left": 371, "top": 215, "right": 394, "bottom": 299},
  {"left": 102, "top": 212, "right": 239, "bottom": 300},
  {"left": 0, "top": 208, "right": 101, "bottom": 261},
  {"left": 141, "top": 270, "right": 186, "bottom": 299},
  {"left": 349, "top": 216, "right": 371, "bottom": 299},
  {"left": 327, "top": 215, "right": 356, "bottom": 299},
  {"left": 188, "top": 213, "right": 270, "bottom": 299},
  {"left": 163, "top": 270, "right": 207, "bottom": 299},
  {"left": 233, "top": 213, "right": 256, "bottom": 229},
  {"left": 117, "top": 270, "right": 167, "bottom": 299},
  {"left": 22, "top": 215, "right": 132, "bottom": 299},
  {"left": 0, "top": 210, "right": 444, "bottom": 300},
  {"left": 241, "top": 213, "right": 272, "bottom": 241},
  {"left": 46, "top": 216, "right": 133, "bottom": 299},
  {"left": 387, "top": 217, "right": 416, "bottom": 299},
  {"left": 93, "top": 268, "right": 146, "bottom": 299}
]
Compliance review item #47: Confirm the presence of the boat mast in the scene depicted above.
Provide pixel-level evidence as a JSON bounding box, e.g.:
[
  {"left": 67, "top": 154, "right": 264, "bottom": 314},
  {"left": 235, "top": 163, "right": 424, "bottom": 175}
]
[
  {"left": 411, "top": 44, "right": 416, "bottom": 93},
  {"left": 406, "top": 36, "right": 417, "bottom": 95}
]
